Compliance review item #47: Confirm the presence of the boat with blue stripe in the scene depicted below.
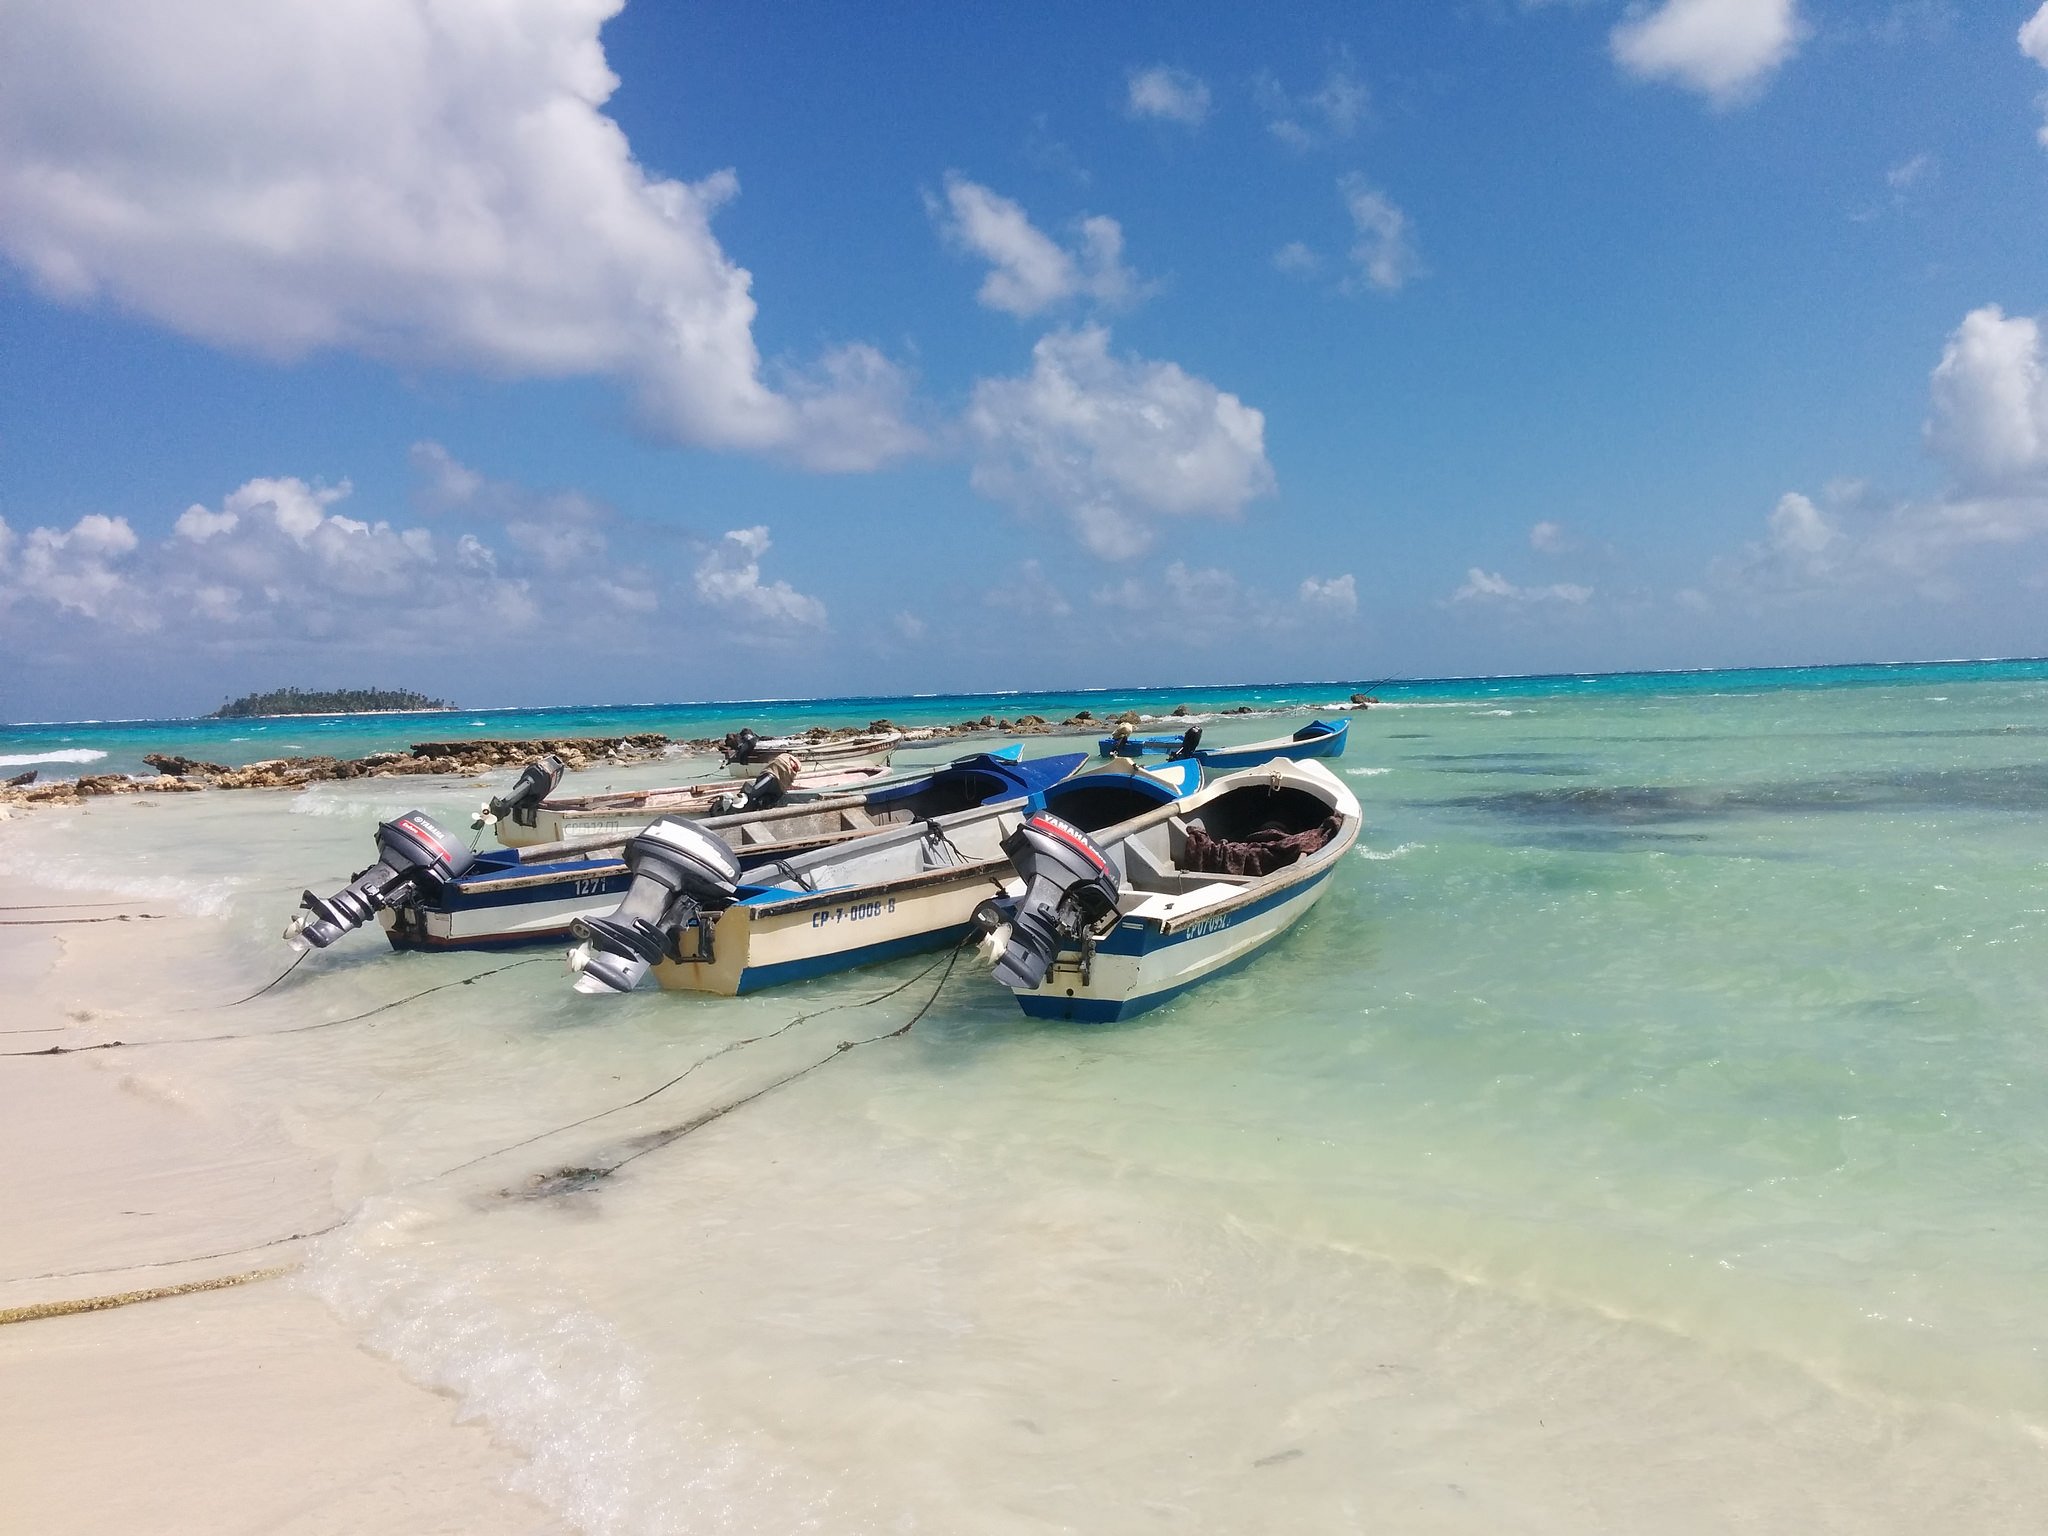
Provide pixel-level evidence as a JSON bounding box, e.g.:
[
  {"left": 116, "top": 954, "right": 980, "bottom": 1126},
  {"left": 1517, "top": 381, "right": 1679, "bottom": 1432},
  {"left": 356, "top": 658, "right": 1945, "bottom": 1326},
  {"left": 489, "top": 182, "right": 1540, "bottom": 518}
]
[
  {"left": 284, "top": 749, "right": 1081, "bottom": 955},
  {"left": 567, "top": 757, "right": 1203, "bottom": 997},
  {"left": 983, "top": 759, "right": 1360, "bottom": 1022},
  {"left": 1098, "top": 718, "right": 1348, "bottom": 774}
]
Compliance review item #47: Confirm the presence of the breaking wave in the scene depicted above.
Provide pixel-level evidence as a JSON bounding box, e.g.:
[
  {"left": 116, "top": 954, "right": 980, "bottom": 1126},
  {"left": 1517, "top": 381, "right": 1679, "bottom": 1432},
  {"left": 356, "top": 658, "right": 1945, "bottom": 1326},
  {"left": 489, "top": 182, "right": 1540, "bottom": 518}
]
[
  {"left": 0, "top": 748, "right": 108, "bottom": 768},
  {"left": 0, "top": 846, "right": 242, "bottom": 916},
  {"left": 308, "top": 1200, "right": 832, "bottom": 1536}
]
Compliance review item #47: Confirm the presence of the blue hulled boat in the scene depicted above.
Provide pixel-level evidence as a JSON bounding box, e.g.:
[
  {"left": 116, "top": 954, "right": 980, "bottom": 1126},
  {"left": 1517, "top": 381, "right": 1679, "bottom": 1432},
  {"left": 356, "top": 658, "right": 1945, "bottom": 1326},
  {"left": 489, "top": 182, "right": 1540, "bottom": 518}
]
[
  {"left": 287, "top": 750, "right": 1089, "bottom": 955},
  {"left": 1099, "top": 718, "right": 1349, "bottom": 773}
]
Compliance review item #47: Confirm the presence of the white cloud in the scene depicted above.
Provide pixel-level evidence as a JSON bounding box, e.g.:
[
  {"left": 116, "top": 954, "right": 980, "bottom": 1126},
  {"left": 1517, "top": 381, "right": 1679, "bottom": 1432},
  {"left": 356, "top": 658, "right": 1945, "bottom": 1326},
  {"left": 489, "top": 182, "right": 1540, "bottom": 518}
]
[
  {"left": 1767, "top": 491, "right": 1835, "bottom": 556},
  {"left": 1090, "top": 562, "right": 1358, "bottom": 638},
  {"left": 1273, "top": 241, "right": 1321, "bottom": 277},
  {"left": 1125, "top": 65, "right": 1211, "bottom": 127},
  {"left": 965, "top": 325, "right": 1275, "bottom": 559},
  {"left": 1610, "top": 0, "right": 1806, "bottom": 106},
  {"left": 0, "top": 0, "right": 916, "bottom": 471},
  {"left": 1706, "top": 307, "right": 2048, "bottom": 601},
  {"left": 0, "top": 467, "right": 685, "bottom": 655},
  {"left": 6, "top": 515, "right": 144, "bottom": 623},
  {"left": 984, "top": 559, "right": 1076, "bottom": 621},
  {"left": 1886, "top": 152, "right": 1935, "bottom": 192},
  {"left": 2024, "top": 4, "right": 2048, "bottom": 71},
  {"left": 693, "top": 527, "right": 826, "bottom": 629},
  {"left": 1340, "top": 177, "right": 1423, "bottom": 295},
  {"left": 1927, "top": 305, "right": 2048, "bottom": 492},
  {"left": 1299, "top": 573, "right": 1359, "bottom": 614},
  {"left": 1256, "top": 55, "right": 1368, "bottom": 149},
  {"left": 409, "top": 441, "right": 486, "bottom": 512},
  {"left": 933, "top": 175, "right": 1144, "bottom": 318},
  {"left": 890, "top": 611, "right": 928, "bottom": 643},
  {"left": 1452, "top": 568, "right": 1593, "bottom": 604}
]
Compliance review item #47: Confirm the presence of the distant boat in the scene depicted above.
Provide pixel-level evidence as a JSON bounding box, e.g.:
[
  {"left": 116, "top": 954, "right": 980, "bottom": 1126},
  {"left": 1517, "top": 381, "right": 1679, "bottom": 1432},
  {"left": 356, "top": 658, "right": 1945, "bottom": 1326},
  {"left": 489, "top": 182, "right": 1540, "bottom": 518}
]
[
  {"left": 565, "top": 757, "right": 1204, "bottom": 996},
  {"left": 286, "top": 750, "right": 1073, "bottom": 954},
  {"left": 982, "top": 759, "right": 1360, "bottom": 1022},
  {"left": 714, "top": 728, "right": 899, "bottom": 779},
  {"left": 483, "top": 751, "right": 898, "bottom": 849},
  {"left": 1099, "top": 718, "right": 1348, "bottom": 773}
]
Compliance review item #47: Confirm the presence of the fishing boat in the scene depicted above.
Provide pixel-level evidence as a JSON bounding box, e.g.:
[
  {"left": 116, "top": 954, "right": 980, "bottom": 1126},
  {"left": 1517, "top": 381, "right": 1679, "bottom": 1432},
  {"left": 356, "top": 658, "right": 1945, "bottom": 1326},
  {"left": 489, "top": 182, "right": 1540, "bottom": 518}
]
[
  {"left": 715, "top": 727, "right": 899, "bottom": 779},
  {"left": 981, "top": 759, "right": 1360, "bottom": 1022},
  {"left": 285, "top": 750, "right": 1078, "bottom": 955},
  {"left": 483, "top": 752, "right": 895, "bottom": 849},
  {"left": 1099, "top": 717, "right": 1348, "bottom": 773},
  {"left": 566, "top": 757, "right": 1204, "bottom": 997}
]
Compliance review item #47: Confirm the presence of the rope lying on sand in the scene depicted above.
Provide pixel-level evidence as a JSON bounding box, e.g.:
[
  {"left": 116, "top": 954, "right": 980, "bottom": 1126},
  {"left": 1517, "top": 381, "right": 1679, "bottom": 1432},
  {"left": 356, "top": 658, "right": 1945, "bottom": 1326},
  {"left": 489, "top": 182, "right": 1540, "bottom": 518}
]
[
  {"left": 508, "top": 935, "right": 969, "bottom": 1197},
  {"left": 0, "top": 900, "right": 155, "bottom": 910},
  {"left": 0, "top": 1265, "right": 296, "bottom": 1328},
  {"left": 442, "top": 941, "right": 962, "bottom": 1180},
  {"left": 0, "top": 914, "right": 164, "bottom": 925},
  {"left": 0, "top": 956, "right": 551, "bottom": 1057},
  {"left": 2, "top": 942, "right": 968, "bottom": 1317}
]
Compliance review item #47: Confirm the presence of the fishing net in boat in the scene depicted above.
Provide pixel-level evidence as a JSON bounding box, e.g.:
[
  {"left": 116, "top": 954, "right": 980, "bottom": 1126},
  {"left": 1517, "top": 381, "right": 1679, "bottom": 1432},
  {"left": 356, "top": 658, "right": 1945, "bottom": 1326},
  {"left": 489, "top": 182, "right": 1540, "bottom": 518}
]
[{"left": 1181, "top": 814, "right": 1341, "bottom": 877}]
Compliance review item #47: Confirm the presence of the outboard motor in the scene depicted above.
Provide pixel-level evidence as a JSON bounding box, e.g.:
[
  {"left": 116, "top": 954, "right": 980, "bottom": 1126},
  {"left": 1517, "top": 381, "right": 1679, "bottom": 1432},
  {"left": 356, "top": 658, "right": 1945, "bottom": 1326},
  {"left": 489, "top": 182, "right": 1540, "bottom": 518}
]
[
  {"left": 719, "top": 751, "right": 799, "bottom": 815},
  {"left": 1166, "top": 726, "right": 1203, "bottom": 761},
  {"left": 983, "top": 813, "right": 1124, "bottom": 990},
  {"left": 472, "top": 754, "right": 565, "bottom": 832},
  {"left": 286, "top": 811, "right": 476, "bottom": 951},
  {"left": 566, "top": 817, "right": 743, "bottom": 995},
  {"left": 722, "top": 727, "right": 761, "bottom": 766}
]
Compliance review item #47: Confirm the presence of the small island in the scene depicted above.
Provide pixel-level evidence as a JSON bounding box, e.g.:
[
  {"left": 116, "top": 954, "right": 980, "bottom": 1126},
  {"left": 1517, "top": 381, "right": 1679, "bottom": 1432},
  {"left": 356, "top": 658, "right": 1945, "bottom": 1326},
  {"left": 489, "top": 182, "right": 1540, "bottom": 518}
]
[{"left": 209, "top": 686, "right": 455, "bottom": 719}]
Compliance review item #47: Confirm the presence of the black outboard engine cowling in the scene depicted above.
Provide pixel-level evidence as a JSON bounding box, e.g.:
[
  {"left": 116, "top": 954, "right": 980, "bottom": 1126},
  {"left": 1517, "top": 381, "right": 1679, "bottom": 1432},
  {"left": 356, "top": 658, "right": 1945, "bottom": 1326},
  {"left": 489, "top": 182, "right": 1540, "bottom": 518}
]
[
  {"left": 473, "top": 754, "right": 565, "bottom": 831},
  {"left": 726, "top": 766, "right": 785, "bottom": 814},
  {"left": 567, "top": 817, "right": 743, "bottom": 995},
  {"left": 722, "top": 727, "right": 761, "bottom": 766},
  {"left": 1166, "top": 726, "right": 1204, "bottom": 761},
  {"left": 288, "top": 811, "right": 476, "bottom": 950},
  {"left": 988, "top": 813, "right": 1124, "bottom": 990}
]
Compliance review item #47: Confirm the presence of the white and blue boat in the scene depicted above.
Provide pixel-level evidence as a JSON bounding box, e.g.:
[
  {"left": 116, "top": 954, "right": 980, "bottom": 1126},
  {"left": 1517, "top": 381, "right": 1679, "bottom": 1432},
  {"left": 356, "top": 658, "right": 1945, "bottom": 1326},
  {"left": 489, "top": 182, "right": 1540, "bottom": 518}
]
[
  {"left": 983, "top": 759, "right": 1360, "bottom": 1022},
  {"left": 288, "top": 750, "right": 1083, "bottom": 955},
  {"left": 1099, "top": 718, "right": 1349, "bottom": 773},
  {"left": 565, "top": 757, "right": 1204, "bottom": 997}
]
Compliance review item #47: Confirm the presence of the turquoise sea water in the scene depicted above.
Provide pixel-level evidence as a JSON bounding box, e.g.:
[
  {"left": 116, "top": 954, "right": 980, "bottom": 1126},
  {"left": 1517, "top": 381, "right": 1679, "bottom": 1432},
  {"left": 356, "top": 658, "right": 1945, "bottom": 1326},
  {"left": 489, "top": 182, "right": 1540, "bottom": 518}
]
[
  {"left": 8, "top": 660, "right": 2048, "bottom": 1529},
  {"left": 9, "top": 657, "right": 2048, "bottom": 775}
]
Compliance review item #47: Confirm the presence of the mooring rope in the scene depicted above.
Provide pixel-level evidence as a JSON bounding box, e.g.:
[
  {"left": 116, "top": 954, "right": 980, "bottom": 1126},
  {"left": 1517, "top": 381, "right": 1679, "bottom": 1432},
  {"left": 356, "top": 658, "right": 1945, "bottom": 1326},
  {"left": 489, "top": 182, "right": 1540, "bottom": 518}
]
[
  {"left": 511, "top": 934, "right": 969, "bottom": 1194},
  {"left": 0, "top": 1265, "right": 297, "bottom": 1328},
  {"left": 0, "top": 913, "right": 164, "bottom": 925},
  {"left": 0, "top": 956, "right": 551, "bottom": 1057},
  {"left": 0, "top": 900, "right": 151, "bottom": 910},
  {"left": 2, "top": 937, "right": 971, "bottom": 1319},
  {"left": 209, "top": 947, "right": 312, "bottom": 1009},
  {"left": 441, "top": 944, "right": 957, "bottom": 1179}
]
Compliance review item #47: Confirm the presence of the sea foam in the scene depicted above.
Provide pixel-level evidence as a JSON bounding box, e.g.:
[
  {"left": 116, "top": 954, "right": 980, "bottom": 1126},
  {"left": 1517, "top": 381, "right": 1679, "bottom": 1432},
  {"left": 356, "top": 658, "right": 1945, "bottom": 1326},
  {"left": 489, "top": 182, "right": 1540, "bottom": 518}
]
[{"left": 0, "top": 748, "right": 108, "bottom": 767}]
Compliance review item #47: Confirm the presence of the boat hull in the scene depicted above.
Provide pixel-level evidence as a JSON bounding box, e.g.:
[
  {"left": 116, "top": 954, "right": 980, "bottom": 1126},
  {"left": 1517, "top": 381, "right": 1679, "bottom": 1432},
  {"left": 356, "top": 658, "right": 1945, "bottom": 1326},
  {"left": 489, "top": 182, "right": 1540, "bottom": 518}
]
[
  {"left": 1098, "top": 719, "right": 1348, "bottom": 774},
  {"left": 649, "top": 852, "right": 1015, "bottom": 995},
  {"left": 381, "top": 863, "right": 630, "bottom": 950},
  {"left": 1013, "top": 861, "right": 1340, "bottom": 1022},
  {"left": 1003, "top": 758, "right": 1361, "bottom": 1022},
  {"left": 498, "top": 764, "right": 890, "bottom": 847}
]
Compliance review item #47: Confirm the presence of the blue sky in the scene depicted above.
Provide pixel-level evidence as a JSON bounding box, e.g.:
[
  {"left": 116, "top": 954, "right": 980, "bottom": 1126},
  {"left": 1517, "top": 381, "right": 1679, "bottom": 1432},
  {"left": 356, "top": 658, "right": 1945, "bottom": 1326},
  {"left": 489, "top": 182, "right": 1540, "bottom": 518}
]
[{"left": 4, "top": 0, "right": 2048, "bottom": 720}]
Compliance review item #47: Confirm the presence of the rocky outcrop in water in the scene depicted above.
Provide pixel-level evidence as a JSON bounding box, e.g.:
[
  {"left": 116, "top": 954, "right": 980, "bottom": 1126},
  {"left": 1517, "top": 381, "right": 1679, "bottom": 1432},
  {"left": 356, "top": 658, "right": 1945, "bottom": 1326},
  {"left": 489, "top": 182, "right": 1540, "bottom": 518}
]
[
  {"left": 3, "top": 734, "right": 678, "bottom": 807},
  {"left": 1, "top": 702, "right": 1369, "bottom": 812}
]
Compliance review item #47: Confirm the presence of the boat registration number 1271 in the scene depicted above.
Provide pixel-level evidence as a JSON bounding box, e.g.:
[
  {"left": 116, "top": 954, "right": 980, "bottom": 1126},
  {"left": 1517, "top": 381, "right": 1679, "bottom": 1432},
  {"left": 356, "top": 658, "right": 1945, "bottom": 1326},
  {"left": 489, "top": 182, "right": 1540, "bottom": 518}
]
[{"left": 812, "top": 897, "right": 897, "bottom": 928}]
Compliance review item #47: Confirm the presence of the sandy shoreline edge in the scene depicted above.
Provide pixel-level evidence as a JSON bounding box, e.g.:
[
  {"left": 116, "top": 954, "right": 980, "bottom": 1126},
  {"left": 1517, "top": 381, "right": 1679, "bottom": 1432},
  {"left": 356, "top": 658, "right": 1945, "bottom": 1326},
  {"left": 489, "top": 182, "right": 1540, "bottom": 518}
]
[{"left": 0, "top": 871, "right": 568, "bottom": 1536}]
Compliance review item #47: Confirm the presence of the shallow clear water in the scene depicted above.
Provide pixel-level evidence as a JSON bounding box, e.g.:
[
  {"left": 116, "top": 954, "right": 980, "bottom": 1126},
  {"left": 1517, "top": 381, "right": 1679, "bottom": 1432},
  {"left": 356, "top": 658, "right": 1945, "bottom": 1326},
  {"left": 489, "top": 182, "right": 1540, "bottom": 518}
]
[{"left": 9, "top": 667, "right": 2048, "bottom": 1530}]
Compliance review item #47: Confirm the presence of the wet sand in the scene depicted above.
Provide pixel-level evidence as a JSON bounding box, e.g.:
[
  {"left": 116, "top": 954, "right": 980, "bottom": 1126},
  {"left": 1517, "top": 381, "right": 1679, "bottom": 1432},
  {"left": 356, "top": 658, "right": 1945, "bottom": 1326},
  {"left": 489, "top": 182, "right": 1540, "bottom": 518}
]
[{"left": 0, "top": 879, "right": 565, "bottom": 1535}]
